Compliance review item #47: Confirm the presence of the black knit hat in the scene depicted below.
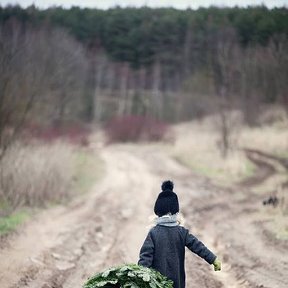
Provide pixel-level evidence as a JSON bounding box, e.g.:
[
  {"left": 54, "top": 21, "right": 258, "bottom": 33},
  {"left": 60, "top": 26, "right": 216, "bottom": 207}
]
[{"left": 154, "top": 180, "right": 179, "bottom": 217}]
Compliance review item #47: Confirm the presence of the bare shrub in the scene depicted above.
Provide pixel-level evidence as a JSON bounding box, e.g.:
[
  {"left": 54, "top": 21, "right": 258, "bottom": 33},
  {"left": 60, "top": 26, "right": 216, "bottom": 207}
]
[
  {"left": 0, "top": 142, "right": 76, "bottom": 215},
  {"left": 104, "top": 115, "right": 170, "bottom": 143},
  {"left": 24, "top": 123, "right": 91, "bottom": 146}
]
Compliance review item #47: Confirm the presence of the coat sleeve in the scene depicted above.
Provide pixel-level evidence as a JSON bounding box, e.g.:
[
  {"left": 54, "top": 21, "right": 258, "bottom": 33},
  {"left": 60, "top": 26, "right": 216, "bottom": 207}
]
[
  {"left": 138, "top": 231, "right": 154, "bottom": 268},
  {"left": 185, "top": 229, "right": 216, "bottom": 265}
]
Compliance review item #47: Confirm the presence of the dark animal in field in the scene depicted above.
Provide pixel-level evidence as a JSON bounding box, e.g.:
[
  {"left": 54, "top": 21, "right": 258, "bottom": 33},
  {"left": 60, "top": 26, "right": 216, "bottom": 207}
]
[{"left": 263, "top": 196, "right": 279, "bottom": 207}]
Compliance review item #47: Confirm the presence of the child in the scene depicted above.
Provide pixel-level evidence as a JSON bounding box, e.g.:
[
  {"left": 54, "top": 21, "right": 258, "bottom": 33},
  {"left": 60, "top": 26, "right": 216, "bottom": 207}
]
[{"left": 138, "top": 180, "right": 221, "bottom": 288}]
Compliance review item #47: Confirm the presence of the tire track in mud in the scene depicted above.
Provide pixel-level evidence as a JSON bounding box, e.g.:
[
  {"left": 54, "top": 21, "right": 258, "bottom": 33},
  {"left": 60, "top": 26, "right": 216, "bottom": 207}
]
[
  {"left": 9, "top": 192, "right": 115, "bottom": 288},
  {"left": 238, "top": 150, "right": 277, "bottom": 187},
  {"left": 189, "top": 148, "right": 288, "bottom": 288}
]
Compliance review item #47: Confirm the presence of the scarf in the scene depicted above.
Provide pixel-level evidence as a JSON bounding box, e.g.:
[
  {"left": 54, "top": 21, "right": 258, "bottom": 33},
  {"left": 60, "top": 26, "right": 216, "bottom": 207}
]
[{"left": 155, "top": 214, "right": 179, "bottom": 227}]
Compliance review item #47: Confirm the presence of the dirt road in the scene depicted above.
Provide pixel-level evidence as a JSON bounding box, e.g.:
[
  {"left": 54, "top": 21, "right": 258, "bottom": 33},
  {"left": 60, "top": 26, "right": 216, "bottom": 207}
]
[{"left": 0, "top": 143, "right": 288, "bottom": 288}]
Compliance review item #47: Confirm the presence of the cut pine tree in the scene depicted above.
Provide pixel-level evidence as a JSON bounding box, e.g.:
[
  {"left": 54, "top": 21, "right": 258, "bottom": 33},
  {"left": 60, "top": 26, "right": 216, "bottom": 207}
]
[{"left": 83, "top": 264, "right": 173, "bottom": 288}]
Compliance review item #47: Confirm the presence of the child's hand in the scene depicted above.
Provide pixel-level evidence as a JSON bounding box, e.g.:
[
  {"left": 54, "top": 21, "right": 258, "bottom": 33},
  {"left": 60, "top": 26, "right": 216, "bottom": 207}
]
[{"left": 213, "top": 258, "right": 221, "bottom": 271}]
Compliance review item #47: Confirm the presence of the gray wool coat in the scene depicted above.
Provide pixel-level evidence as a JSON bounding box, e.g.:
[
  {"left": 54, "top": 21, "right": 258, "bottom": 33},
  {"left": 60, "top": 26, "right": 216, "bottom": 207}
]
[{"left": 138, "top": 225, "right": 216, "bottom": 288}]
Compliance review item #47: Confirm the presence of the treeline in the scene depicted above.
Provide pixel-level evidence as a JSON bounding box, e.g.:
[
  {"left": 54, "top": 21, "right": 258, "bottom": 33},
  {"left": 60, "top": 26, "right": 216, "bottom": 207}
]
[
  {"left": 0, "top": 5, "right": 288, "bottom": 135},
  {"left": 1, "top": 5, "right": 288, "bottom": 62}
]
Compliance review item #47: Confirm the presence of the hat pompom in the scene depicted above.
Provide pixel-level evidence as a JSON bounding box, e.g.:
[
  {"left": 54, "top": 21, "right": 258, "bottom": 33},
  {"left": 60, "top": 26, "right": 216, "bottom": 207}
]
[
  {"left": 161, "top": 180, "right": 174, "bottom": 191},
  {"left": 154, "top": 180, "right": 179, "bottom": 217}
]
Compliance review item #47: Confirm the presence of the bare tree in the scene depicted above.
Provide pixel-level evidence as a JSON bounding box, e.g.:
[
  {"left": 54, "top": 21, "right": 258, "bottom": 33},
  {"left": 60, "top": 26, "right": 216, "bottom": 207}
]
[
  {"left": 42, "top": 28, "right": 88, "bottom": 126},
  {"left": 209, "top": 26, "right": 241, "bottom": 158},
  {"left": 0, "top": 19, "right": 46, "bottom": 160},
  {"left": 117, "top": 62, "right": 129, "bottom": 116},
  {"left": 268, "top": 35, "right": 288, "bottom": 113},
  {"left": 0, "top": 20, "right": 89, "bottom": 160},
  {"left": 151, "top": 59, "right": 163, "bottom": 119}
]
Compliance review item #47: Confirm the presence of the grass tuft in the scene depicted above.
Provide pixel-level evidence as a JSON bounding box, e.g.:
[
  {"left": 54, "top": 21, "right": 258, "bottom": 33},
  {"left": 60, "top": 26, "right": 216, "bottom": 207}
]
[{"left": 0, "top": 211, "right": 29, "bottom": 235}]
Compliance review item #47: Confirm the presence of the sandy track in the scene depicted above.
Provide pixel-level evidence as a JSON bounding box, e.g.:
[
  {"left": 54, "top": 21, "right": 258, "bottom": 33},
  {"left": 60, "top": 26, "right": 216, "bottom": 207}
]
[{"left": 0, "top": 143, "right": 287, "bottom": 288}]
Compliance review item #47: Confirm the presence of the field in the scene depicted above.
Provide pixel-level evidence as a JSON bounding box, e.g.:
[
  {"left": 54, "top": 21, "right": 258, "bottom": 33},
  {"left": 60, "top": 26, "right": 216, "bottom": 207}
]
[{"left": 0, "top": 112, "right": 288, "bottom": 288}]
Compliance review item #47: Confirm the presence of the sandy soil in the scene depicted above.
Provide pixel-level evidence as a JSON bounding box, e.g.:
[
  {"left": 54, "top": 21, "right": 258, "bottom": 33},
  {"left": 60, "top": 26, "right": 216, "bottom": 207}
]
[{"left": 0, "top": 143, "right": 287, "bottom": 288}]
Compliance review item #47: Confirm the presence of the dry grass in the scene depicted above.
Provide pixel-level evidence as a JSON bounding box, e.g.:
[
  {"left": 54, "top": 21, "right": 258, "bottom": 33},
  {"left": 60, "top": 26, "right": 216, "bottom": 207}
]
[
  {"left": 0, "top": 142, "right": 75, "bottom": 215},
  {"left": 245, "top": 105, "right": 288, "bottom": 155},
  {"left": 239, "top": 126, "right": 288, "bottom": 155},
  {"left": 172, "top": 109, "right": 288, "bottom": 186},
  {"left": 0, "top": 140, "right": 102, "bottom": 217}
]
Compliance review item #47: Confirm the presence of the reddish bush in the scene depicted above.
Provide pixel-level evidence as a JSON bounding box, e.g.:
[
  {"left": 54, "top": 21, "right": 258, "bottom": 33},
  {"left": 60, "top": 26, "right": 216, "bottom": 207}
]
[
  {"left": 105, "top": 115, "right": 170, "bottom": 143},
  {"left": 23, "top": 123, "right": 90, "bottom": 146}
]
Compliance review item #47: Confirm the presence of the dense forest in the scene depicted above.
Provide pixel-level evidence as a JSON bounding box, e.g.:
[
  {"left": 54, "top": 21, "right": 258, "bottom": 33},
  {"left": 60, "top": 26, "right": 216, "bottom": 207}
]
[{"left": 1, "top": 5, "right": 288, "bottom": 148}]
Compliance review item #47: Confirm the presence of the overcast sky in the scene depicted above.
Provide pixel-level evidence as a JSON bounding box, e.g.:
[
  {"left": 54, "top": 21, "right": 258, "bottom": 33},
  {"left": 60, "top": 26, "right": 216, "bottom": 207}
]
[{"left": 1, "top": 0, "right": 287, "bottom": 9}]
